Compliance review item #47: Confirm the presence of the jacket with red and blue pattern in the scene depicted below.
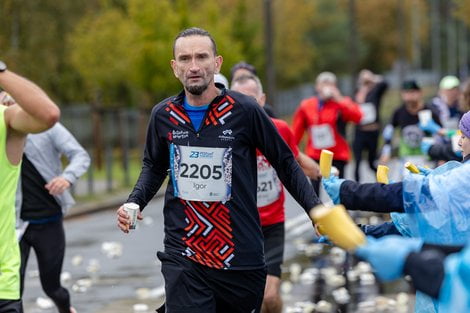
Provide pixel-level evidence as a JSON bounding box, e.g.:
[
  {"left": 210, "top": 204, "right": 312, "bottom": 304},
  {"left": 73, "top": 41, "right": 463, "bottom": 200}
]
[{"left": 127, "top": 88, "right": 320, "bottom": 270}]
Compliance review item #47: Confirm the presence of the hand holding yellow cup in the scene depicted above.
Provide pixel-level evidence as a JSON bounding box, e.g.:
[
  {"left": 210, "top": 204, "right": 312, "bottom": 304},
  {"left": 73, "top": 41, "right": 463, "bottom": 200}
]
[{"left": 310, "top": 204, "right": 366, "bottom": 250}]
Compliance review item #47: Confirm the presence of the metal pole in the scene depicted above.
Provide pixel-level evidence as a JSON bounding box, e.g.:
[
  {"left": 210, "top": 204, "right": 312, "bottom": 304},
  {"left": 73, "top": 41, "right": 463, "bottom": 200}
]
[
  {"left": 446, "top": 2, "right": 458, "bottom": 75},
  {"left": 263, "top": 0, "right": 276, "bottom": 108},
  {"left": 105, "top": 142, "right": 113, "bottom": 193},
  {"left": 397, "top": 0, "right": 406, "bottom": 87},
  {"left": 121, "top": 111, "right": 130, "bottom": 187},
  {"left": 105, "top": 112, "right": 113, "bottom": 193},
  {"left": 459, "top": 23, "right": 469, "bottom": 79},
  {"left": 349, "top": 0, "right": 358, "bottom": 95},
  {"left": 87, "top": 155, "right": 94, "bottom": 195},
  {"left": 411, "top": 0, "right": 422, "bottom": 69},
  {"left": 431, "top": 0, "right": 441, "bottom": 79},
  {"left": 11, "top": 6, "right": 19, "bottom": 50}
]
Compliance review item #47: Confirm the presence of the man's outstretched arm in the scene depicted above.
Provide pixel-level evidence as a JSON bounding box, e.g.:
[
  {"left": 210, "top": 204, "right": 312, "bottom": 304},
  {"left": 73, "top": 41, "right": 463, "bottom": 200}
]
[{"left": 1, "top": 69, "right": 60, "bottom": 134}]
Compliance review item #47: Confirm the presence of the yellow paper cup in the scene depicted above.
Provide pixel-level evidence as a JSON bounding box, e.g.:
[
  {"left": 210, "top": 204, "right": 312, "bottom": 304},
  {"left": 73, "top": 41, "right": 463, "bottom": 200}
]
[
  {"left": 376, "top": 165, "right": 390, "bottom": 184},
  {"left": 320, "top": 149, "right": 334, "bottom": 178},
  {"left": 310, "top": 204, "right": 366, "bottom": 250},
  {"left": 404, "top": 162, "right": 420, "bottom": 174}
]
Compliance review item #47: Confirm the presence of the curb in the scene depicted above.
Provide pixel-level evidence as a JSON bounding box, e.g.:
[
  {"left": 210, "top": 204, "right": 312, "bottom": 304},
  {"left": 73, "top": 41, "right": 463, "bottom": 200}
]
[{"left": 66, "top": 187, "right": 167, "bottom": 219}]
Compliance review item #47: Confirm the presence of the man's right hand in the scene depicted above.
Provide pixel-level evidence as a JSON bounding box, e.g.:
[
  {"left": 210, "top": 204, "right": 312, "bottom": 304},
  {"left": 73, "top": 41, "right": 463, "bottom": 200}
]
[
  {"left": 117, "top": 206, "right": 130, "bottom": 233},
  {"left": 117, "top": 205, "right": 143, "bottom": 233}
]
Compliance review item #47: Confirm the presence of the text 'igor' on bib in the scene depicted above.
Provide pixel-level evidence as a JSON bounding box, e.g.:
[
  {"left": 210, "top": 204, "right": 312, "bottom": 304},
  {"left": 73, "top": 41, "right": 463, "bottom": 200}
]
[
  {"left": 170, "top": 144, "right": 232, "bottom": 202},
  {"left": 311, "top": 124, "right": 335, "bottom": 149},
  {"left": 256, "top": 155, "right": 282, "bottom": 207}
]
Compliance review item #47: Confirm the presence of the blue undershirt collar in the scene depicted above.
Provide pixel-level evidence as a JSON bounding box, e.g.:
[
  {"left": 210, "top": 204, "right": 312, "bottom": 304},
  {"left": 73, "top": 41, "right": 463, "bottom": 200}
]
[{"left": 183, "top": 97, "right": 209, "bottom": 131}]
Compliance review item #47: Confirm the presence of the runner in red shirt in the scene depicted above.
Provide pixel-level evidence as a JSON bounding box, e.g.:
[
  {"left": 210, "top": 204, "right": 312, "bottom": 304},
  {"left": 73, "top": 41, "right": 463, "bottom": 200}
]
[
  {"left": 292, "top": 71, "right": 363, "bottom": 193},
  {"left": 231, "top": 74, "right": 319, "bottom": 313}
]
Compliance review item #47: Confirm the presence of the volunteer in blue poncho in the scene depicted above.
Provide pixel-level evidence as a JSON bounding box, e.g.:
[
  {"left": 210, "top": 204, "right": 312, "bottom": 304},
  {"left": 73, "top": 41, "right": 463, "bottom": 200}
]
[
  {"left": 322, "top": 111, "right": 470, "bottom": 312},
  {"left": 322, "top": 111, "right": 470, "bottom": 241}
]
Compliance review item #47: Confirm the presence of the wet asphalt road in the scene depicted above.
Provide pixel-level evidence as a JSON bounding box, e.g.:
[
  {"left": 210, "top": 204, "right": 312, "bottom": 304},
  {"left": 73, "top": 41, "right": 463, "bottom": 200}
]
[{"left": 22, "top": 191, "right": 317, "bottom": 313}]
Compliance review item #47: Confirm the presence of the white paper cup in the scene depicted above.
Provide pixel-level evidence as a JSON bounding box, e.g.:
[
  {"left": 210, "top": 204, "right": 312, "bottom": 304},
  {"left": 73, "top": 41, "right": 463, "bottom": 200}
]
[
  {"left": 418, "top": 110, "right": 432, "bottom": 125},
  {"left": 422, "top": 136, "right": 435, "bottom": 145},
  {"left": 323, "top": 87, "right": 333, "bottom": 99},
  {"left": 123, "top": 203, "right": 140, "bottom": 230},
  {"left": 451, "top": 133, "right": 461, "bottom": 153}
]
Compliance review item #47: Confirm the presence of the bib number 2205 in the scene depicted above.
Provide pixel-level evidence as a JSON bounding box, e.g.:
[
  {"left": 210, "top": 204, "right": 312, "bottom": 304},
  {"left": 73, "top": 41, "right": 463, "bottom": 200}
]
[
  {"left": 180, "top": 164, "right": 223, "bottom": 180},
  {"left": 170, "top": 144, "right": 232, "bottom": 202}
]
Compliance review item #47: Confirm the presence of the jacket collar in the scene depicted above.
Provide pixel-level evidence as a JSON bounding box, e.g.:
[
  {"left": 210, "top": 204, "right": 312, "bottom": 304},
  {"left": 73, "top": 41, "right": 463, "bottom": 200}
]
[{"left": 171, "top": 87, "right": 228, "bottom": 107}]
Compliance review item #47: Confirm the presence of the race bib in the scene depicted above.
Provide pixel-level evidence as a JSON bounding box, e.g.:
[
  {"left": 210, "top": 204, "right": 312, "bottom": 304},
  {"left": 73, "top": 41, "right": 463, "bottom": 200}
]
[
  {"left": 256, "top": 156, "right": 282, "bottom": 207},
  {"left": 360, "top": 102, "right": 377, "bottom": 125},
  {"left": 451, "top": 133, "right": 461, "bottom": 153},
  {"left": 311, "top": 124, "right": 335, "bottom": 149},
  {"left": 170, "top": 144, "right": 232, "bottom": 202}
]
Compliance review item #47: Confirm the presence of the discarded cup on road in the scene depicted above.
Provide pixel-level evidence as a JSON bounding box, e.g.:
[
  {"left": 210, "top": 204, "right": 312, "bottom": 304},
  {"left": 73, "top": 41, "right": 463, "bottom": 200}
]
[
  {"left": 101, "top": 241, "right": 123, "bottom": 259},
  {"left": 124, "top": 202, "right": 140, "bottom": 230},
  {"left": 60, "top": 271, "right": 72, "bottom": 285},
  {"left": 281, "top": 281, "right": 293, "bottom": 294},
  {"left": 86, "top": 258, "right": 101, "bottom": 273},
  {"left": 71, "top": 254, "right": 83, "bottom": 267},
  {"left": 36, "top": 297, "right": 54, "bottom": 309},
  {"left": 133, "top": 303, "right": 149, "bottom": 312}
]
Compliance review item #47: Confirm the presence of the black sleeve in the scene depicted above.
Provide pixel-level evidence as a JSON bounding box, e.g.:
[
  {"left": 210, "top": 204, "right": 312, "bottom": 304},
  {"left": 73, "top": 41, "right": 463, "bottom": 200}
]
[
  {"left": 404, "top": 250, "right": 446, "bottom": 299},
  {"left": 250, "top": 103, "right": 321, "bottom": 214},
  {"left": 431, "top": 108, "right": 443, "bottom": 126},
  {"left": 428, "top": 143, "right": 461, "bottom": 162},
  {"left": 127, "top": 107, "right": 169, "bottom": 210},
  {"left": 422, "top": 243, "right": 464, "bottom": 256},
  {"left": 367, "top": 81, "right": 388, "bottom": 104},
  {"left": 359, "top": 221, "right": 402, "bottom": 238},
  {"left": 391, "top": 109, "right": 400, "bottom": 128},
  {"left": 340, "top": 181, "right": 404, "bottom": 212}
]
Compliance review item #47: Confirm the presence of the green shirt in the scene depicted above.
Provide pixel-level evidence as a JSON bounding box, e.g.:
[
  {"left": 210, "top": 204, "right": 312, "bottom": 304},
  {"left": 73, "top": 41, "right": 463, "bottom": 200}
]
[
  {"left": 399, "top": 138, "right": 423, "bottom": 157},
  {"left": 0, "top": 105, "right": 21, "bottom": 300}
]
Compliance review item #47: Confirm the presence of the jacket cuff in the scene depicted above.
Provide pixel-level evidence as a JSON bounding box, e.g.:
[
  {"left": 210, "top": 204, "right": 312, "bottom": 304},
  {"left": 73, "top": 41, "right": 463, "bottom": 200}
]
[{"left": 62, "top": 172, "right": 78, "bottom": 185}]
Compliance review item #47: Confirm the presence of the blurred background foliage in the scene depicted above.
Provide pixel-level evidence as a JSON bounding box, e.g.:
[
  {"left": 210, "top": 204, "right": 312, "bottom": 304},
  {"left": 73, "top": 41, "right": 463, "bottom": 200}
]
[{"left": 1, "top": 0, "right": 469, "bottom": 108}]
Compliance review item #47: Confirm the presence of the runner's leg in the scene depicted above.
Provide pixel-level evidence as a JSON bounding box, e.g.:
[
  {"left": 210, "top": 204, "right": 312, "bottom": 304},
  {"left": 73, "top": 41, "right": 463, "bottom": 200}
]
[
  {"left": 32, "top": 221, "right": 71, "bottom": 313},
  {"left": 0, "top": 300, "right": 22, "bottom": 313}
]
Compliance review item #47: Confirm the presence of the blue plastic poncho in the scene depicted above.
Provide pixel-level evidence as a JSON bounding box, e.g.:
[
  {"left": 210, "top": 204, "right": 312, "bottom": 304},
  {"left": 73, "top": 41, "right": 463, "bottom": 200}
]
[
  {"left": 401, "top": 161, "right": 470, "bottom": 244},
  {"left": 390, "top": 212, "right": 413, "bottom": 237},
  {"left": 392, "top": 161, "right": 470, "bottom": 313},
  {"left": 438, "top": 243, "right": 470, "bottom": 312}
]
